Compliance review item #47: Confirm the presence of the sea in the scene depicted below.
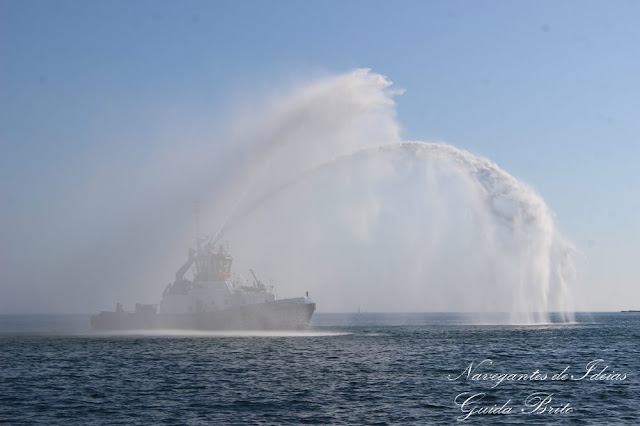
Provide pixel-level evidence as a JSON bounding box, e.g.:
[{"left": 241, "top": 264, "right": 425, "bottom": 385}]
[{"left": 0, "top": 312, "right": 638, "bottom": 424}]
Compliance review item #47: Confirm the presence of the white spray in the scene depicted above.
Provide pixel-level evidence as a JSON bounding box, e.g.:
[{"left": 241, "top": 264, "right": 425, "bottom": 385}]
[{"left": 203, "top": 69, "right": 575, "bottom": 323}]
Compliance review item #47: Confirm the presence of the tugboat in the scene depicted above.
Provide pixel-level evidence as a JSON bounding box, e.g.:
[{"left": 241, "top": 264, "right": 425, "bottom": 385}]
[{"left": 91, "top": 227, "right": 316, "bottom": 330}]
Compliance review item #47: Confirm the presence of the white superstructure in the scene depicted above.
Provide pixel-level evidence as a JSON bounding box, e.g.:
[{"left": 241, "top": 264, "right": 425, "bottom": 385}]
[{"left": 160, "top": 243, "right": 277, "bottom": 315}]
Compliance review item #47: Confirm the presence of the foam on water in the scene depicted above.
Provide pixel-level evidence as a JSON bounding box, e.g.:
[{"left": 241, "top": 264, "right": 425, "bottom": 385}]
[{"left": 87, "top": 330, "right": 350, "bottom": 338}]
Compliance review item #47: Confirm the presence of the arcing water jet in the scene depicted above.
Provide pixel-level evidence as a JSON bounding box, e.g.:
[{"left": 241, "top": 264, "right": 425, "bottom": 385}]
[{"left": 204, "top": 69, "right": 575, "bottom": 323}]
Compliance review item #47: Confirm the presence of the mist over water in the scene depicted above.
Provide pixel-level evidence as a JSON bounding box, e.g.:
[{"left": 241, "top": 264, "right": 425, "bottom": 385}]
[
  {"left": 202, "top": 69, "right": 575, "bottom": 324},
  {"left": 0, "top": 68, "right": 575, "bottom": 323}
]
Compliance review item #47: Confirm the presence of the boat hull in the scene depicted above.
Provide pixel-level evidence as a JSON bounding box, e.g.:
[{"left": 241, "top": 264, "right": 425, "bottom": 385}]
[{"left": 91, "top": 298, "right": 316, "bottom": 331}]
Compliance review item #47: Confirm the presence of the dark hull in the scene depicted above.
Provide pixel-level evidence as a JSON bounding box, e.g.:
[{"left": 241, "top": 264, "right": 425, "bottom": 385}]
[{"left": 91, "top": 298, "right": 316, "bottom": 331}]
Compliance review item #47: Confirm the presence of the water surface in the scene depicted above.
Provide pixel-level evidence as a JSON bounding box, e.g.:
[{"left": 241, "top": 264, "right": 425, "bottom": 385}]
[{"left": 1, "top": 312, "right": 638, "bottom": 424}]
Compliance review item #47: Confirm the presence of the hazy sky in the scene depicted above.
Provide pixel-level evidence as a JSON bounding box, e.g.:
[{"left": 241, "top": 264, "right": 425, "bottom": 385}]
[{"left": 1, "top": 0, "right": 638, "bottom": 313}]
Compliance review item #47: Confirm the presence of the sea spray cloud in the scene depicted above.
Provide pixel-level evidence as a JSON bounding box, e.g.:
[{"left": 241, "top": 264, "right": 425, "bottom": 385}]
[
  {"left": 212, "top": 69, "right": 401, "bottom": 212},
  {"left": 0, "top": 68, "right": 574, "bottom": 320},
  {"left": 206, "top": 69, "right": 575, "bottom": 322}
]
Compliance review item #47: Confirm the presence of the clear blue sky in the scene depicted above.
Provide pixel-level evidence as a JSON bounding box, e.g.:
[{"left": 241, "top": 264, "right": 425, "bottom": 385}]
[{"left": 1, "top": 0, "right": 638, "bottom": 311}]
